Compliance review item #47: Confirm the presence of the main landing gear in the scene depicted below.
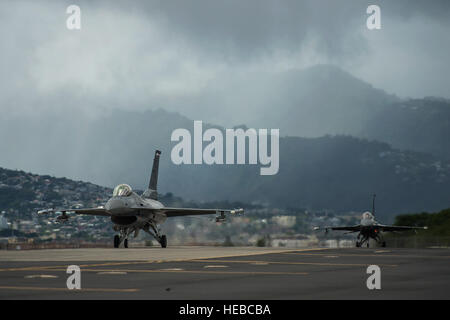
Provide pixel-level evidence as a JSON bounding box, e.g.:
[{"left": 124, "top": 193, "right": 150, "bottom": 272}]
[
  {"left": 356, "top": 240, "right": 386, "bottom": 248},
  {"left": 143, "top": 222, "right": 168, "bottom": 248},
  {"left": 160, "top": 235, "right": 167, "bottom": 248},
  {"left": 355, "top": 234, "right": 387, "bottom": 248},
  {"left": 356, "top": 234, "right": 370, "bottom": 248},
  {"left": 356, "top": 241, "right": 369, "bottom": 248},
  {"left": 374, "top": 234, "right": 387, "bottom": 247},
  {"left": 113, "top": 222, "right": 168, "bottom": 248}
]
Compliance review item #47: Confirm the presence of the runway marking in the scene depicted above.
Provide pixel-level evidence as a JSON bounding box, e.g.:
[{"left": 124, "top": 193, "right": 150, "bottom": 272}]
[
  {"left": 0, "top": 261, "right": 149, "bottom": 272},
  {"left": 0, "top": 247, "right": 330, "bottom": 263},
  {"left": 37, "top": 268, "right": 309, "bottom": 275},
  {"left": 190, "top": 259, "right": 398, "bottom": 267},
  {"left": 159, "top": 268, "right": 184, "bottom": 271},
  {"left": 203, "top": 265, "right": 228, "bottom": 268},
  {"left": 0, "top": 266, "right": 64, "bottom": 272},
  {"left": 24, "top": 274, "right": 58, "bottom": 279},
  {"left": 136, "top": 247, "right": 330, "bottom": 264},
  {"left": 0, "top": 260, "right": 192, "bottom": 272},
  {"left": 0, "top": 286, "right": 139, "bottom": 293},
  {"left": 97, "top": 271, "right": 127, "bottom": 275},
  {"left": 0, "top": 254, "right": 400, "bottom": 274},
  {"left": 282, "top": 252, "right": 450, "bottom": 259},
  {"left": 0, "top": 248, "right": 330, "bottom": 273}
]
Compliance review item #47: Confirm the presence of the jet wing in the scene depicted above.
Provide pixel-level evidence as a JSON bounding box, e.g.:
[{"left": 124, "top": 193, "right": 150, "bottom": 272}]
[
  {"left": 38, "top": 208, "right": 111, "bottom": 217},
  {"left": 376, "top": 225, "right": 428, "bottom": 232},
  {"left": 314, "top": 225, "right": 361, "bottom": 232},
  {"left": 158, "top": 207, "right": 244, "bottom": 218}
]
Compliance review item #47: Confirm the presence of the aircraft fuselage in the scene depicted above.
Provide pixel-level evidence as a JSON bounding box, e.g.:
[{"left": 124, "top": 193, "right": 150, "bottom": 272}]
[{"left": 105, "top": 192, "right": 167, "bottom": 226}]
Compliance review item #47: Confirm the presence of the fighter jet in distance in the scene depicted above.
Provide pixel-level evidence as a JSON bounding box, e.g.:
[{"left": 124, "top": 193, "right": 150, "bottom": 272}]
[
  {"left": 38, "top": 150, "right": 244, "bottom": 248},
  {"left": 314, "top": 194, "right": 427, "bottom": 248}
]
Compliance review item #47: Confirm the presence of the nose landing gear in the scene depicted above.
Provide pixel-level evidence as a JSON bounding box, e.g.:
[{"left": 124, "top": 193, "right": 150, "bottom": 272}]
[
  {"left": 114, "top": 235, "right": 120, "bottom": 248},
  {"left": 113, "top": 228, "right": 131, "bottom": 248},
  {"left": 374, "top": 234, "right": 387, "bottom": 248},
  {"left": 356, "top": 235, "right": 370, "bottom": 248}
]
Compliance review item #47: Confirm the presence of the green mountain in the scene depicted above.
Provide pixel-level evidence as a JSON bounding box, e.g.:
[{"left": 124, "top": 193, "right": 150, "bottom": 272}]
[
  {"left": 0, "top": 167, "right": 111, "bottom": 218},
  {"left": 0, "top": 166, "right": 251, "bottom": 222}
]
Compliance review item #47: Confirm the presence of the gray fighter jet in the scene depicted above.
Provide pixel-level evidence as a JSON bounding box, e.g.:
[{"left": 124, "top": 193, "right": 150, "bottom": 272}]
[
  {"left": 38, "top": 150, "right": 243, "bottom": 248},
  {"left": 314, "top": 195, "right": 427, "bottom": 248}
]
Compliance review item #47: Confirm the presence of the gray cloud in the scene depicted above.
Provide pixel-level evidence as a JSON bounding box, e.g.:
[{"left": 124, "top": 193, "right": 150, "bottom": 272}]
[
  {"left": 1, "top": 0, "right": 449, "bottom": 190},
  {"left": 0, "top": 0, "right": 449, "bottom": 120}
]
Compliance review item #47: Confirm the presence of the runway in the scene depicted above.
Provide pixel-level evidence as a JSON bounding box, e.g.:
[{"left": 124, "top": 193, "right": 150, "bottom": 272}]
[{"left": 0, "top": 246, "right": 449, "bottom": 299}]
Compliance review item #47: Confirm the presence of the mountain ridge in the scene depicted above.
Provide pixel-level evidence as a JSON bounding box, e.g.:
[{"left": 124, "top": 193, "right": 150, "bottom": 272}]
[{"left": 1, "top": 108, "right": 449, "bottom": 221}]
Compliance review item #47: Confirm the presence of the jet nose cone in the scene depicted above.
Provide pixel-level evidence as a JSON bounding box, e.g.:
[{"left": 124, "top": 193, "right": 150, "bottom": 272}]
[{"left": 105, "top": 198, "right": 125, "bottom": 213}]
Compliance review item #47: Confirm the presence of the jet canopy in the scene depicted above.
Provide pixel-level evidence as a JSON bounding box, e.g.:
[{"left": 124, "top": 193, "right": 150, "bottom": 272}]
[
  {"left": 113, "top": 184, "right": 133, "bottom": 197},
  {"left": 362, "top": 211, "right": 374, "bottom": 220}
]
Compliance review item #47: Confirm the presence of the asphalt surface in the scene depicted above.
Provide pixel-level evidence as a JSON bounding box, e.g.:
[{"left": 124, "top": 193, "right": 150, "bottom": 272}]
[{"left": 0, "top": 246, "right": 449, "bottom": 299}]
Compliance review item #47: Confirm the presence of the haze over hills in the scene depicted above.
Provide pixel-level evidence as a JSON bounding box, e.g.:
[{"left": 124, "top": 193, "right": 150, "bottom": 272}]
[
  {"left": 0, "top": 66, "right": 449, "bottom": 221},
  {"left": 1, "top": 106, "right": 449, "bottom": 222},
  {"left": 363, "top": 97, "right": 450, "bottom": 160},
  {"left": 187, "top": 65, "right": 450, "bottom": 159},
  {"left": 106, "top": 65, "right": 448, "bottom": 159}
]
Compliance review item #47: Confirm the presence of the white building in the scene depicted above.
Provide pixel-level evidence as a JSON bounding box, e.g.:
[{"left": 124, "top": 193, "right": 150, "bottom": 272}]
[{"left": 0, "top": 215, "right": 8, "bottom": 229}]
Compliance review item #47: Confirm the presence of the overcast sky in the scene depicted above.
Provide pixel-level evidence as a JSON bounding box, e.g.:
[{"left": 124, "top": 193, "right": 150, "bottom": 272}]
[{"left": 1, "top": 0, "right": 449, "bottom": 118}]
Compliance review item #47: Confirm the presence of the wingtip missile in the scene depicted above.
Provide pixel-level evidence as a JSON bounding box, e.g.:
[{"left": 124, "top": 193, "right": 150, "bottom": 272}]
[
  {"left": 37, "top": 208, "right": 54, "bottom": 215},
  {"left": 230, "top": 208, "right": 244, "bottom": 215}
]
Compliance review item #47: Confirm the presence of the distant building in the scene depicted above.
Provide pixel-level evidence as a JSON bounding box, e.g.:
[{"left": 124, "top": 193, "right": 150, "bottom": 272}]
[
  {"left": 0, "top": 215, "right": 8, "bottom": 229},
  {"left": 271, "top": 215, "right": 296, "bottom": 228}
]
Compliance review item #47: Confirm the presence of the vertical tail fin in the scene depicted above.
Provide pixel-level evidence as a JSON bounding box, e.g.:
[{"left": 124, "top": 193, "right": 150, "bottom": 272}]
[
  {"left": 149, "top": 150, "right": 161, "bottom": 191},
  {"left": 143, "top": 150, "right": 161, "bottom": 200},
  {"left": 372, "top": 194, "right": 376, "bottom": 216}
]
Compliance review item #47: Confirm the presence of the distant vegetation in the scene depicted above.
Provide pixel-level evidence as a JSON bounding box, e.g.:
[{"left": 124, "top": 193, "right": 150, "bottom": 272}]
[
  {"left": 385, "top": 208, "right": 450, "bottom": 247},
  {"left": 395, "top": 208, "right": 450, "bottom": 237},
  {"left": 0, "top": 167, "right": 112, "bottom": 220},
  {"left": 0, "top": 186, "right": 35, "bottom": 209},
  {"left": 0, "top": 229, "right": 38, "bottom": 238}
]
